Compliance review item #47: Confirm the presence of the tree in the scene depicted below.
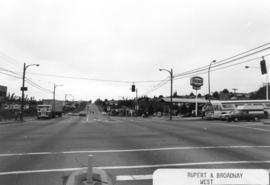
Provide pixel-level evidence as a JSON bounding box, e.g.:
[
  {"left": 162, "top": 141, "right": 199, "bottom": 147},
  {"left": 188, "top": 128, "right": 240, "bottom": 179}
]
[
  {"left": 173, "top": 91, "right": 178, "bottom": 97},
  {"left": 189, "top": 92, "right": 195, "bottom": 97},
  {"left": 250, "top": 85, "right": 269, "bottom": 99},
  {"left": 158, "top": 95, "right": 164, "bottom": 99},
  {"left": 222, "top": 89, "right": 229, "bottom": 94},
  {"left": 213, "top": 91, "right": 220, "bottom": 99},
  {"left": 198, "top": 93, "right": 202, "bottom": 98}
]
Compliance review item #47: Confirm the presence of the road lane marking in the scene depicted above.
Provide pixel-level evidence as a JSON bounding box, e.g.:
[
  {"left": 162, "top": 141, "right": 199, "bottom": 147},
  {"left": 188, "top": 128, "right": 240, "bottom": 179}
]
[
  {"left": 116, "top": 174, "right": 152, "bottom": 181},
  {"left": 207, "top": 122, "right": 270, "bottom": 133},
  {"left": 1, "top": 145, "right": 270, "bottom": 157},
  {"left": 1, "top": 161, "right": 270, "bottom": 176}
]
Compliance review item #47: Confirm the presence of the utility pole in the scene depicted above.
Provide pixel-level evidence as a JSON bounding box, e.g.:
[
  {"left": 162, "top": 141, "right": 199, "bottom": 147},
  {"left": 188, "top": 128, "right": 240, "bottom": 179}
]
[
  {"left": 53, "top": 84, "right": 62, "bottom": 118},
  {"left": 208, "top": 60, "right": 216, "bottom": 102},
  {"left": 53, "top": 84, "right": 56, "bottom": 117},
  {"left": 159, "top": 68, "right": 173, "bottom": 120},
  {"left": 20, "top": 63, "right": 39, "bottom": 121},
  {"left": 170, "top": 69, "right": 173, "bottom": 121},
  {"left": 135, "top": 88, "right": 138, "bottom": 116},
  {"left": 20, "top": 63, "right": 26, "bottom": 121},
  {"left": 264, "top": 56, "right": 269, "bottom": 100}
]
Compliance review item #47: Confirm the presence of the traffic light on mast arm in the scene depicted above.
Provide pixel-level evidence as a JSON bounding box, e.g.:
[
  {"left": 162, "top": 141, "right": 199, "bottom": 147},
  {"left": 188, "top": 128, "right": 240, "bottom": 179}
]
[{"left": 260, "top": 58, "right": 267, "bottom": 75}]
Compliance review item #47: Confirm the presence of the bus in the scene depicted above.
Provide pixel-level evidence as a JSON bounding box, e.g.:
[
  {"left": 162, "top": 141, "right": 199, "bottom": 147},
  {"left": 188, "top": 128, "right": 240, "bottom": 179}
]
[{"left": 204, "top": 100, "right": 270, "bottom": 120}]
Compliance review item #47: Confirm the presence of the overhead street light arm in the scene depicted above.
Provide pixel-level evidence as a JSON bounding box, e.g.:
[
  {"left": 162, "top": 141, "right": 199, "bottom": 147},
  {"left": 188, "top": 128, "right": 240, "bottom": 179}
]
[
  {"left": 245, "top": 65, "right": 259, "bottom": 69},
  {"left": 25, "top": 64, "right": 39, "bottom": 70},
  {"left": 159, "top": 68, "right": 172, "bottom": 75},
  {"left": 159, "top": 68, "right": 173, "bottom": 120}
]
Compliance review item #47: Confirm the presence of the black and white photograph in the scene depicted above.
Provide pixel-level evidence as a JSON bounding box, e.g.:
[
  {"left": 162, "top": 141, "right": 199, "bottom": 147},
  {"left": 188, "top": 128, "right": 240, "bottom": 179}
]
[{"left": 0, "top": 0, "right": 270, "bottom": 185}]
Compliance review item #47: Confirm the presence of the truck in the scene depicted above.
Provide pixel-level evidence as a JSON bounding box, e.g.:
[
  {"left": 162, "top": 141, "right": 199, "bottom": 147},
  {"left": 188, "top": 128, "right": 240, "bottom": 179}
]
[{"left": 37, "top": 99, "right": 64, "bottom": 119}]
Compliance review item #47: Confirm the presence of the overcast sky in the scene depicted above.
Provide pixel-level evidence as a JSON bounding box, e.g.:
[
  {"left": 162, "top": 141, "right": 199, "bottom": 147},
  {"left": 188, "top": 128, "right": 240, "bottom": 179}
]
[{"left": 1, "top": 0, "right": 270, "bottom": 101}]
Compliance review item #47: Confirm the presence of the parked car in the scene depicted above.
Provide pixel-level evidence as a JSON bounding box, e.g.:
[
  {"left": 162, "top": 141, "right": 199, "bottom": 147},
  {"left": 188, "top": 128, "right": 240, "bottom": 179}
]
[
  {"left": 226, "top": 105, "right": 265, "bottom": 122},
  {"left": 79, "top": 111, "right": 86, "bottom": 116}
]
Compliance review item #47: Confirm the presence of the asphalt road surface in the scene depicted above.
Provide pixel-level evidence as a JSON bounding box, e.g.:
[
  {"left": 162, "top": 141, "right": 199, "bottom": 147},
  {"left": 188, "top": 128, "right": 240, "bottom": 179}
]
[{"left": 0, "top": 104, "right": 270, "bottom": 185}]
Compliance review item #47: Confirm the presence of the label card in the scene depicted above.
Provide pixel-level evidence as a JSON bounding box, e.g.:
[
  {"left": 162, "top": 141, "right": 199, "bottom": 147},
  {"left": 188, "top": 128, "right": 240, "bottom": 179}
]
[{"left": 153, "top": 169, "right": 269, "bottom": 185}]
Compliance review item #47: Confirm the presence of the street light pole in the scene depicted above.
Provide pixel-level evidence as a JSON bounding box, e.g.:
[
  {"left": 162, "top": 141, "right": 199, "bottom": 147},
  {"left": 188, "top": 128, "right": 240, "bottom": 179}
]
[
  {"left": 53, "top": 84, "right": 62, "bottom": 117},
  {"left": 208, "top": 60, "right": 216, "bottom": 102},
  {"left": 170, "top": 68, "right": 173, "bottom": 121},
  {"left": 263, "top": 56, "right": 269, "bottom": 100},
  {"left": 20, "top": 63, "right": 39, "bottom": 121},
  {"left": 20, "top": 63, "right": 26, "bottom": 121},
  {"left": 135, "top": 88, "right": 138, "bottom": 116},
  {"left": 159, "top": 68, "right": 173, "bottom": 120}
]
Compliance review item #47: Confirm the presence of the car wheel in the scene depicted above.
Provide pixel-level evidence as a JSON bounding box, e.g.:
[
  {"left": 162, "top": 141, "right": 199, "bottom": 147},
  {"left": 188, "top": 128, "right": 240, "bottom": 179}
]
[
  {"left": 234, "top": 117, "right": 238, "bottom": 122},
  {"left": 254, "top": 117, "right": 258, "bottom": 121}
]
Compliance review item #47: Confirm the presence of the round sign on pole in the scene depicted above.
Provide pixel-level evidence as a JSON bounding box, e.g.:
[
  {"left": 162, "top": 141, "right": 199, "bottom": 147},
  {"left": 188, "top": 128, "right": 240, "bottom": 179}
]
[
  {"left": 190, "top": 76, "right": 203, "bottom": 117},
  {"left": 190, "top": 76, "right": 203, "bottom": 88}
]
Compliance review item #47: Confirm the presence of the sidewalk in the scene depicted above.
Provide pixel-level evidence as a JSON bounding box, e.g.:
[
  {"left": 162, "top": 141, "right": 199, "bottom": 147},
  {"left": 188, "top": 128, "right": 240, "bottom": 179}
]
[{"left": 0, "top": 117, "right": 35, "bottom": 125}]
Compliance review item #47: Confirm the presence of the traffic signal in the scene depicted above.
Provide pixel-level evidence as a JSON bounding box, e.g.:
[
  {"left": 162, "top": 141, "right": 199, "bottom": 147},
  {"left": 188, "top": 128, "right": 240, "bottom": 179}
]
[
  {"left": 131, "top": 84, "right": 135, "bottom": 92},
  {"left": 260, "top": 59, "right": 267, "bottom": 74}
]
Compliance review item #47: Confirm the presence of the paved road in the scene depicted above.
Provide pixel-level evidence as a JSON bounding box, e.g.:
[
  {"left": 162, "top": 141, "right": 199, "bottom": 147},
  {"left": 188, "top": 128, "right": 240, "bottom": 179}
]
[{"left": 0, "top": 104, "right": 270, "bottom": 185}]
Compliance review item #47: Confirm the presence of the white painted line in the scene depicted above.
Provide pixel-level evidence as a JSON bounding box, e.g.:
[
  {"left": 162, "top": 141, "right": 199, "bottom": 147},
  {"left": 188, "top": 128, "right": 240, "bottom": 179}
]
[
  {"left": 207, "top": 122, "right": 270, "bottom": 133},
  {"left": 116, "top": 174, "right": 152, "bottom": 181},
  {"left": 96, "top": 160, "right": 270, "bottom": 170},
  {"left": 0, "top": 167, "right": 84, "bottom": 176},
  {"left": 1, "top": 145, "right": 270, "bottom": 157},
  {"left": 1, "top": 161, "right": 270, "bottom": 176}
]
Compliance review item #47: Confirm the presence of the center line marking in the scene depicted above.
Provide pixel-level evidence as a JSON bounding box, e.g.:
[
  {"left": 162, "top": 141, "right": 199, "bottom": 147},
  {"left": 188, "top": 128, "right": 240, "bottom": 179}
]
[
  {"left": 0, "top": 145, "right": 270, "bottom": 157},
  {"left": 0, "top": 161, "right": 270, "bottom": 176}
]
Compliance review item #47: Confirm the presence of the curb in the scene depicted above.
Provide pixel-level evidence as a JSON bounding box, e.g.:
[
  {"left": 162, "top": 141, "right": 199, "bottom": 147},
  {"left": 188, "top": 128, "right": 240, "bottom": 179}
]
[{"left": 0, "top": 118, "right": 36, "bottom": 125}]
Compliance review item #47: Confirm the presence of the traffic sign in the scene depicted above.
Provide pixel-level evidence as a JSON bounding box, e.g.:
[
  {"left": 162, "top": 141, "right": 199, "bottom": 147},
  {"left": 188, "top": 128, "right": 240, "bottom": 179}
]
[
  {"left": 190, "top": 76, "right": 203, "bottom": 88},
  {"left": 21, "top": 87, "right": 28, "bottom": 91}
]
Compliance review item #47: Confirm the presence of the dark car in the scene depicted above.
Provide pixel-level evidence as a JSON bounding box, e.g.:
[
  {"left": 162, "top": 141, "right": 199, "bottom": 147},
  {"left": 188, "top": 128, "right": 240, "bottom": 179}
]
[
  {"left": 78, "top": 111, "right": 86, "bottom": 116},
  {"left": 227, "top": 105, "right": 265, "bottom": 122}
]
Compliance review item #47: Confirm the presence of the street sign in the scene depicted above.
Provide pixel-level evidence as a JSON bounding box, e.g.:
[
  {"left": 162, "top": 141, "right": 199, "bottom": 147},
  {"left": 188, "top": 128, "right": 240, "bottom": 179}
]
[
  {"left": 153, "top": 169, "right": 269, "bottom": 185},
  {"left": 21, "top": 87, "right": 28, "bottom": 91},
  {"left": 190, "top": 76, "right": 203, "bottom": 88}
]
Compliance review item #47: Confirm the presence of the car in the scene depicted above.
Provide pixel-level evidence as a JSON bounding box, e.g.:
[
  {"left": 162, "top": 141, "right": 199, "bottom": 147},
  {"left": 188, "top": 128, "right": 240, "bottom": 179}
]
[
  {"left": 227, "top": 105, "right": 265, "bottom": 122},
  {"left": 78, "top": 111, "right": 86, "bottom": 116},
  {"left": 220, "top": 111, "right": 232, "bottom": 121}
]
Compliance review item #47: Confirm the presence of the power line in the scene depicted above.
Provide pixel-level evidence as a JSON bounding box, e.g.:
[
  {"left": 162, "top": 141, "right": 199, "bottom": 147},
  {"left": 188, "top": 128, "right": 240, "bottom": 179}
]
[
  {"left": 25, "top": 78, "right": 53, "bottom": 94},
  {"left": 0, "top": 50, "right": 22, "bottom": 67},
  {"left": 27, "top": 72, "right": 168, "bottom": 84},
  {"left": 143, "top": 77, "right": 170, "bottom": 95},
  {"left": 0, "top": 68, "right": 52, "bottom": 94},
  {"left": 174, "top": 53, "right": 270, "bottom": 81},
  {"left": 174, "top": 43, "right": 270, "bottom": 78},
  {"left": 143, "top": 53, "right": 270, "bottom": 96},
  {"left": 0, "top": 71, "right": 21, "bottom": 79}
]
